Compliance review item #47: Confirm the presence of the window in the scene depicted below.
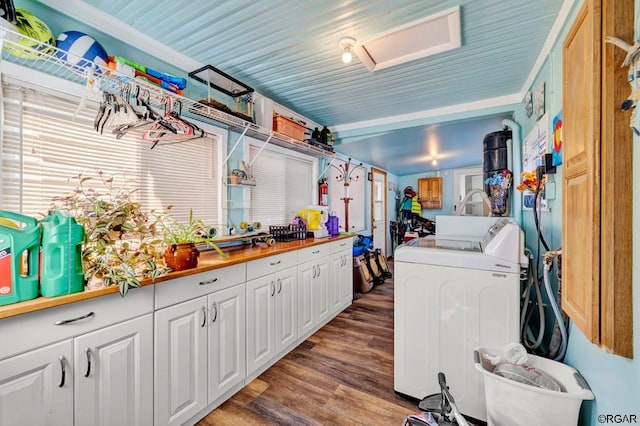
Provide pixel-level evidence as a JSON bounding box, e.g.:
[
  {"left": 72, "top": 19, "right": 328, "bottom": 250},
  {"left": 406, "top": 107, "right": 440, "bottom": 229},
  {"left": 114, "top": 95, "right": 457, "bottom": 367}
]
[
  {"left": 0, "top": 81, "right": 224, "bottom": 224},
  {"left": 248, "top": 140, "right": 315, "bottom": 227}
]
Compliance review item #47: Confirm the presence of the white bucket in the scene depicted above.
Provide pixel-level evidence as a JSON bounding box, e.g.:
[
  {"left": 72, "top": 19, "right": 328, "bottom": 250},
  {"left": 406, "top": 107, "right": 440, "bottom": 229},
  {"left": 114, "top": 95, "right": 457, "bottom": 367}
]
[{"left": 474, "top": 347, "right": 594, "bottom": 426}]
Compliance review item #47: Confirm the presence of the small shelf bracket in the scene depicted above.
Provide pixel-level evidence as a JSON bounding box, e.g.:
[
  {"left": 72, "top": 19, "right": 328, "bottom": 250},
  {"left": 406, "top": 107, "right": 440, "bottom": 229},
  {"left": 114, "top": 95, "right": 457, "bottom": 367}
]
[
  {"left": 248, "top": 132, "right": 273, "bottom": 167},
  {"left": 222, "top": 122, "right": 250, "bottom": 166}
]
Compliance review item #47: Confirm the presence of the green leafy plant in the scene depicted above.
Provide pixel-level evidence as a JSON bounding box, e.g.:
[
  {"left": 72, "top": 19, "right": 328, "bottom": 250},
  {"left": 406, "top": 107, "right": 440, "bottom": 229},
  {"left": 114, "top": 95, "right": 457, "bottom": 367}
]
[
  {"left": 155, "top": 208, "right": 226, "bottom": 257},
  {"left": 50, "top": 171, "right": 170, "bottom": 296}
]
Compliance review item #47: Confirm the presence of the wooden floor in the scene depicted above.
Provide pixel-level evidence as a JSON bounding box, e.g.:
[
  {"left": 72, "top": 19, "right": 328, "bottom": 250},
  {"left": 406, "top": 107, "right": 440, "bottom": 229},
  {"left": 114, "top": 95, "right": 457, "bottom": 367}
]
[{"left": 197, "top": 267, "right": 418, "bottom": 425}]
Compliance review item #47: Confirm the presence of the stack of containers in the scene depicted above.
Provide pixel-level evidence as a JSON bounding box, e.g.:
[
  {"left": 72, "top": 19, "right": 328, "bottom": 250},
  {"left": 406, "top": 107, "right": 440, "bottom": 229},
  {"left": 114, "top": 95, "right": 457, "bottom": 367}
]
[{"left": 0, "top": 209, "right": 85, "bottom": 306}]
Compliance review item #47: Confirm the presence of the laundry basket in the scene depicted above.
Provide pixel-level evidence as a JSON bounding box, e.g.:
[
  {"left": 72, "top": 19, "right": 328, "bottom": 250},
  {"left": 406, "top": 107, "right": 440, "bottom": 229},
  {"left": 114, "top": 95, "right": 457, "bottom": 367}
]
[{"left": 474, "top": 347, "right": 594, "bottom": 426}]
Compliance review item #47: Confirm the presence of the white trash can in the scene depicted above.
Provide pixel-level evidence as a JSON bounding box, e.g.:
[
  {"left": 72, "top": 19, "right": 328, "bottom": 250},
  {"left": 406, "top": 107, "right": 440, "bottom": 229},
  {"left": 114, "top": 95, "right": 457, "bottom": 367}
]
[{"left": 474, "top": 347, "right": 594, "bottom": 426}]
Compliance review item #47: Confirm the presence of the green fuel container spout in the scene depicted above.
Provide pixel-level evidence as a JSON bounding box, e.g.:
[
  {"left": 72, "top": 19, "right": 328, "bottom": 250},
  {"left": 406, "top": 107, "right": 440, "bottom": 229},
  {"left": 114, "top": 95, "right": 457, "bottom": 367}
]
[
  {"left": 40, "top": 211, "right": 85, "bottom": 298},
  {"left": 0, "top": 210, "right": 41, "bottom": 306}
]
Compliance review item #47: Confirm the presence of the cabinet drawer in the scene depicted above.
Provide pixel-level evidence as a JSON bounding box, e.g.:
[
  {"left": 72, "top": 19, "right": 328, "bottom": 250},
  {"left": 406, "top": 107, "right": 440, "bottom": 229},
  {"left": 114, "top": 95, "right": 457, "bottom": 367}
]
[
  {"left": 246, "top": 251, "right": 297, "bottom": 281},
  {"left": 330, "top": 238, "right": 353, "bottom": 253},
  {"left": 154, "top": 263, "right": 246, "bottom": 309},
  {"left": 0, "top": 285, "right": 154, "bottom": 360},
  {"left": 297, "top": 244, "right": 331, "bottom": 264}
]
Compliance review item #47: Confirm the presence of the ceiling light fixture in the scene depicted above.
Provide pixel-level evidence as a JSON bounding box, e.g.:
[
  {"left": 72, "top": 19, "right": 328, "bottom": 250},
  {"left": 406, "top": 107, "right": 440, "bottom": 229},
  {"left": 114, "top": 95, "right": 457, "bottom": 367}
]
[{"left": 338, "top": 36, "right": 356, "bottom": 64}]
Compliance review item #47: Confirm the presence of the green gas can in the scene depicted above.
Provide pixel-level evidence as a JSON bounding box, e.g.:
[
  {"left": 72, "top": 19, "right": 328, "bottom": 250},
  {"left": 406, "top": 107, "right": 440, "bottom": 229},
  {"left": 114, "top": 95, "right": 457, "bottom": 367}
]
[
  {"left": 40, "top": 211, "right": 85, "bottom": 298},
  {"left": 0, "top": 210, "right": 41, "bottom": 306}
]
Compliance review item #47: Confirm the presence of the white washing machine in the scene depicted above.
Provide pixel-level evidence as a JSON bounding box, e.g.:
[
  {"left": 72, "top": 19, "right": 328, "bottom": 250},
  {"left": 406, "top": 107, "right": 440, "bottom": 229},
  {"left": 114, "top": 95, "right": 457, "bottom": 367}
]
[{"left": 394, "top": 217, "right": 525, "bottom": 422}]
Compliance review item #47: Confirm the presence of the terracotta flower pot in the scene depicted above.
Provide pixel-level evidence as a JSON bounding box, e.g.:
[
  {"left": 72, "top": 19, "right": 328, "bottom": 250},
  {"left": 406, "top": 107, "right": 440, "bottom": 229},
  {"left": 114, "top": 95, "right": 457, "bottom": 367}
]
[{"left": 164, "top": 242, "right": 199, "bottom": 271}]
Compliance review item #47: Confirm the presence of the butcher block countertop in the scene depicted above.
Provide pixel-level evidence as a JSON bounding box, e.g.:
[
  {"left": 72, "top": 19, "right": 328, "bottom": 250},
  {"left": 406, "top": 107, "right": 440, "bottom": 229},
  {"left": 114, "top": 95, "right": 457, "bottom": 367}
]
[{"left": 0, "top": 234, "right": 354, "bottom": 320}]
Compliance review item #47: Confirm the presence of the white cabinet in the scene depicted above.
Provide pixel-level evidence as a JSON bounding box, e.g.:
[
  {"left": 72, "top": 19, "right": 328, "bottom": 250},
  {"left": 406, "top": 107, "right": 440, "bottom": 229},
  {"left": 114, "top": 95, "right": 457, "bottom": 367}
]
[
  {"left": 154, "top": 297, "right": 208, "bottom": 426},
  {"left": 74, "top": 314, "right": 153, "bottom": 426},
  {"left": 297, "top": 244, "right": 332, "bottom": 341},
  {"left": 0, "top": 286, "right": 154, "bottom": 426},
  {"left": 330, "top": 239, "right": 354, "bottom": 312},
  {"left": 208, "top": 284, "right": 245, "bottom": 403},
  {"left": 0, "top": 340, "right": 73, "bottom": 426},
  {"left": 246, "top": 252, "right": 297, "bottom": 379},
  {"left": 154, "top": 281, "right": 246, "bottom": 426}
]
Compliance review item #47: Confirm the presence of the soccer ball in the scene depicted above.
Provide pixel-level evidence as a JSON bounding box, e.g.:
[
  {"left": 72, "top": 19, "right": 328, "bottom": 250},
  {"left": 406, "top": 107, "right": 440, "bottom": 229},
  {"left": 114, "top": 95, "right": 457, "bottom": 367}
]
[
  {"left": 4, "top": 7, "right": 55, "bottom": 60},
  {"left": 55, "top": 30, "right": 108, "bottom": 72}
]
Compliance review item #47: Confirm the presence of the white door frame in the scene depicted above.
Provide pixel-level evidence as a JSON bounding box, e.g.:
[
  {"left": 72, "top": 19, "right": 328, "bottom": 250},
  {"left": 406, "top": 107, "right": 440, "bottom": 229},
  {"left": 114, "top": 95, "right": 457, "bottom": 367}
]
[{"left": 370, "top": 167, "right": 387, "bottom": 255}]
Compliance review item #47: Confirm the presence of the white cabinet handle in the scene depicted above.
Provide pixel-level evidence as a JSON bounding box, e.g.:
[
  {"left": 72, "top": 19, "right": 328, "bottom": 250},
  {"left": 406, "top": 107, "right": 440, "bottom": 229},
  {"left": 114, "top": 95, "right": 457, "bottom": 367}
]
[
  {"left": 270, "top": 260, "right": 281, "bottom": 266},
  {"left": 84, "top": 348, "right": 92, "bottom": 377},
  {"left": 211, "top": 302, "right": 218, "bottom": 323},
  {"left": 270, "top": 281, "right": 276, "bottom": 297},
  {"left": 312, "top": 265, "right": 317, "bottom": 278},
  {"left": 316, "top": 264, "right": 321, "bottom": 277},
  {"left": 201, "top": 306, "right": 207, "bottom": 327},
  {"left": 199, "top": 278, "right": 218, "bottom": 285},
  {"left": 277, "top": 278, "right": 282, "bottom": 294},
  {"left": 58, "top": 356, "right": 67, "bottom": 388},
  {"left": 54, "top": 311, "right": 95, "bottom": 325}
]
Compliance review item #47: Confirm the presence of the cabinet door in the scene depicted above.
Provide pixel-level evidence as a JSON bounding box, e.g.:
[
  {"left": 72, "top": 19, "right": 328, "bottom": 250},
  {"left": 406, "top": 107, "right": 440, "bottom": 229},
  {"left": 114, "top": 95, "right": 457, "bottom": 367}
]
[
  {"left": 329, "top": 253, "right": 343, "bottom": 316},
  {"left": 0, "top": 340, "right": 73, "bottom": 426},
  {"left": 315, "top": 259, "right": 330, "bottom": 325},
  {"left": 418, "top": 177, "right": 442, "bottom": 209},
  {"left": 297, "top": 261, "right": 316, "bottom": 338},
  {"left": 275, "top": 267, "right": 297, "bottom": 354},
  {"left": 74, "top": 314, "right": 153, "bottom": 426},
  {"left": 340, "top": 251, "right": 354, "bottom": 308},
  {"left": 155, "top": 297, "right": 208, "bottom": 426},
  {"left": 562, "top": 0, "right": 633, "bottom": 358},
  {"left": 208, "top": 284, "right": 245, "bottom": 403},
  {"left": 246, "top": 275, "right": 276, "bottom": 377}
]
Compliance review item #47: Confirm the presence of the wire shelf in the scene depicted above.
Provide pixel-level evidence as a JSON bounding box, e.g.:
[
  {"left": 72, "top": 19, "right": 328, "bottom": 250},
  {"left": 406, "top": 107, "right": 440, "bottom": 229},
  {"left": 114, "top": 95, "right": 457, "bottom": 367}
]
[{"left": 0, "top": 27, "right": 334, "bottom": 159}]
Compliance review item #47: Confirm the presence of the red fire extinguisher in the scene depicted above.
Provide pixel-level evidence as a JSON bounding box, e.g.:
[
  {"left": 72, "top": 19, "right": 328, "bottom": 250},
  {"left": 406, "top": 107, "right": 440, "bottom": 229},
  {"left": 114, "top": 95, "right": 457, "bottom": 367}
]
[{"left": 319, "top": 178, "right": 328, "bottom": 206}]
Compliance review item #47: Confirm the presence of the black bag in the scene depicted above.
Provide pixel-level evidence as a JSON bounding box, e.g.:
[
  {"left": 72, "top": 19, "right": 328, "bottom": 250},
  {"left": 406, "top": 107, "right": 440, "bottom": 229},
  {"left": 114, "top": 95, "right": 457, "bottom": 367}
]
[{"left": 363, "top": 249, "right": 385, "bottom": 285}]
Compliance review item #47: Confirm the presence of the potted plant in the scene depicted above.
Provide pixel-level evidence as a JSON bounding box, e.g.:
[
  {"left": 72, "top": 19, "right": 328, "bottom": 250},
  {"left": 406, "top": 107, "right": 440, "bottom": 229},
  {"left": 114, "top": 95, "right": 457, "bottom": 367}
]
[
  {"left": 156, "top": 208, "right": 225, "bottom": 271},
  {"left": 50, "top": 171, "right": 170, "bottom": 296}
]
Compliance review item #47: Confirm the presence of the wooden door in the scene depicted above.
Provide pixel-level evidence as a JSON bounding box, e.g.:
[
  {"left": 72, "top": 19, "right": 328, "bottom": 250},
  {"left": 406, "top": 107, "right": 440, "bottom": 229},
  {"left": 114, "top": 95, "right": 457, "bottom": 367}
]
[
  {"left": 75, "top": 314, "right": 153, "bottom": 426},
  {"left": 154, "top": 298, "right": 208, "bottom": 426},
  {"left": 208, "top": 284, "right": 245, "bottom": 403},
  {"left": 418, "top": 177, "right": 442, "bottom": 209},
  {"left": 370, "top": 168, "right": 387, "bottom": 252},
  {"left": 0, "top": 340, "right": 73, "bottom": 426},
  {"left": 562, "top": 0, "right": 633, "bottom": 357},
  {"left": 562, "top": 0, "right": 601, "bottom": 343}
]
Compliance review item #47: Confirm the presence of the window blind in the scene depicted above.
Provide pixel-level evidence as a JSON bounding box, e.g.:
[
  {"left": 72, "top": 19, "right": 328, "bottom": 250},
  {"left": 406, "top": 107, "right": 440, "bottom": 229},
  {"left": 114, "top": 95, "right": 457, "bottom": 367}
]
[
  {"left": 0, "top": 82, "right": 221, "bottom": 225},
  {"left": 248, "top": 143, "right": 313, "bottom": 227}
]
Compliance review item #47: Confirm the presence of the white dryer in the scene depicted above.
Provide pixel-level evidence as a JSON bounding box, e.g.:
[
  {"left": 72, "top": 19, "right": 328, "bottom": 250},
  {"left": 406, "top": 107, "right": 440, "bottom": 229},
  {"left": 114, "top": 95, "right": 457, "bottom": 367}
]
[{"left": 394, "top": 218, "right": 525, "bottom": 422}]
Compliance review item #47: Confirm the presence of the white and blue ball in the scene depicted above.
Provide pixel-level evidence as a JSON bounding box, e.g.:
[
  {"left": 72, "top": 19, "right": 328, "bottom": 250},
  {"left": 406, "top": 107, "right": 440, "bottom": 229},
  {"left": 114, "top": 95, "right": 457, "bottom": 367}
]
[{"left": 55, "top": 31, "right": 108, "bottom": 72}]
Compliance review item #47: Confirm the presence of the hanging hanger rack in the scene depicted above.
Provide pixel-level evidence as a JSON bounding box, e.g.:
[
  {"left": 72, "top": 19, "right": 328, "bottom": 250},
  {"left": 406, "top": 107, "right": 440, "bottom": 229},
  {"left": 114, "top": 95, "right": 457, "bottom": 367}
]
[{"left": 0, "top": 27, "right": 335, "bottom": 157}]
